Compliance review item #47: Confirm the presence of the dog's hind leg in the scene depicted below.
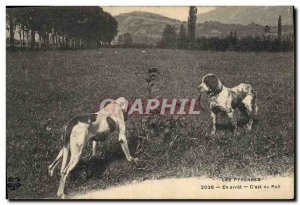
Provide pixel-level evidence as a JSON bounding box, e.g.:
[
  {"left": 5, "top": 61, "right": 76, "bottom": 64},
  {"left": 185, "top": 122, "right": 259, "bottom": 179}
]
[
  {"left": 92, "top": 140, "right": 97, "bottom": 157},
  {"left": 48, "top": 148, "right": 63, "bottom": 177},
  {"left": 57, "top": 124, "right": 87, "bottom": 199},
  {"left": 118, "top": 124, "right": 138, "bottom": 163},
  {"left": 253, "top": 100, "right": 258, "bottom": 119},
  {"left": 60, "top": 144, "right": 70, "bottom": 176},
  {"left": 227, "top": 110, "right": 239, "bottom": 136},
  {"left": 57, "top": 146, "right": 83, "bottom": 199},
  {"left": 242, "top": 95, "right": 255, "bottom": 132}
]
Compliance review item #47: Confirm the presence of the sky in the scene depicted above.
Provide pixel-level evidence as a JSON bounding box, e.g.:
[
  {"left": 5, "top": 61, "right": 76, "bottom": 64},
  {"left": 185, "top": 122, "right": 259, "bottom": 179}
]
[{"left": 102, "top": 6, "right": 217, "bottom": 21}]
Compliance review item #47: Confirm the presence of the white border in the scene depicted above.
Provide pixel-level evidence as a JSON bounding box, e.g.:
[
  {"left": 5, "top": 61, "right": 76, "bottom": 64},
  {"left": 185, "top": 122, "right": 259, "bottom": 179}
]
[{"left": 2, "top": 0, "right": 298, "bottom": 6}]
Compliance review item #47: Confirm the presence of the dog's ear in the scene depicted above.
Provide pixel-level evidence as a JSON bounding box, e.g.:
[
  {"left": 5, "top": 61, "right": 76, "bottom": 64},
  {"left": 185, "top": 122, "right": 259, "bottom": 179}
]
[{"left": 203, "top": 74, "right": 220, "bottom": 94}]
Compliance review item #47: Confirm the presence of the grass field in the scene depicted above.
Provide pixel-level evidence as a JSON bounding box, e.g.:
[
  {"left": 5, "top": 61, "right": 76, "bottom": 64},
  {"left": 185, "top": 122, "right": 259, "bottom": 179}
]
[{"left": 6, "top": 48, "right": 294, "bottom": 199}]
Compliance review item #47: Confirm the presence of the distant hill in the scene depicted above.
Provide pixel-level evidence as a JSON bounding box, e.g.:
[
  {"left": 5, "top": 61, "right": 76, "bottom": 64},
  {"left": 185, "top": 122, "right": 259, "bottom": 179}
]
[
  {"left": 114, "top": 11, "right": 182, "bottom": 44},
  {"left": 113, "top": 8, "right": 294, "bottom": 45},
  {"left": 198, "top": 6, "right": 294, "bottom": 26}
]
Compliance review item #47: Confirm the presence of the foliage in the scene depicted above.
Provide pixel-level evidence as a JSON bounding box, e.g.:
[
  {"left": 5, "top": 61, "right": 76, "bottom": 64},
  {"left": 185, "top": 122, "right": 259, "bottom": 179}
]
[
  {"left": 122, "top": 20, "right": 293, "bottom": 52},
  {"left": 6, "top": 8, "right": 18, "bottom": 48},
  {"left": 6, "top": 7, "right": 118, "bottom": 49},
  {"left": 118, "top": 33, "right": 134, "bottom": 47},
  {"left": 179, "top": 34, "right": 293, "bottom": 52},
  {"left": 278, "top": 15, "right": 282, "bottom": 41},
  {"left": 188, "top": 6, "right": 197, "bottom": 43},
  {"left": 177, "top": 23, "right": 189, "bottom": 49},
  {"left": 157, "top": 24, "right": 177, "bottom": 49}
]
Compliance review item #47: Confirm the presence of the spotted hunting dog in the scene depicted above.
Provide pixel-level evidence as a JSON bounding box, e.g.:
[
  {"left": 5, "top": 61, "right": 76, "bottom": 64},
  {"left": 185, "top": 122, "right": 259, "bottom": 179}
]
[
  {"left": 198, "top": 74, "right": 258, "bottom": 136},
  {"left": 48, "top": 97, "right": 137, "bottom": 199}
]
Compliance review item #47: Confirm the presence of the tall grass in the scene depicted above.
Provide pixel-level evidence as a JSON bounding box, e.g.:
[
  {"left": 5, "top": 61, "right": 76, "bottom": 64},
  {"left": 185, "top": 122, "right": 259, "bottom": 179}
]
[{"left": 6, "top": 49, "right": 294, "bottom": 198}]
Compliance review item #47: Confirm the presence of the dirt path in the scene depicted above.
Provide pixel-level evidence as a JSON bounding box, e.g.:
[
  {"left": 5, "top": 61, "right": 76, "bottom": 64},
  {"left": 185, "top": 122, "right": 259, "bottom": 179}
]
[{"left": 71, "top": 176, "right": 294, "bottom": 199}]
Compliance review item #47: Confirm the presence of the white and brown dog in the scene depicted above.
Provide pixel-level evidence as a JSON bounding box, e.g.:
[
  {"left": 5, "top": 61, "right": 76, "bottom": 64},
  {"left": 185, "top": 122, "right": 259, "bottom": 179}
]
[
  {"left": 198, "top": 74, "right": 258, "bottom": 136},
  {"left": 48, "top": 97, "right": 138, "bottom": 199}
]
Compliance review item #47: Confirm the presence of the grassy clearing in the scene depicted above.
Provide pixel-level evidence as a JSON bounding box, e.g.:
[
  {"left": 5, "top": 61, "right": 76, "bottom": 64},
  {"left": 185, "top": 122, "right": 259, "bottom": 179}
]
[{"left": 6, "top": 49, "right": 294, "bottom": 199}]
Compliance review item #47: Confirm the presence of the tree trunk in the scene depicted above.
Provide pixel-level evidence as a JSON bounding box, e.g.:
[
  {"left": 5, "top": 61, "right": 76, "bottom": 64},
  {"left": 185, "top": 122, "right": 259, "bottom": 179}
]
[
  {"left": 52, "top": 31, "right": 55, "bottom": 48},
  {"left": 56, "top": 35, "right": 60, "bottom": 48},
  {"left": 46, "top": 33, "right": 49, "bottom": 48},
  {"left": 65, "top": 36, "right": 69, "bottom": 48},
  {"left": 18, "top": 27, "right": 22, "bottom": 48},
  {"left": 31, "top": 31, "right": 35, "bottom": 48},
  {"left": 62, "top": 35, "right": 66, "bottom": 48},
  {"left": 43, "top": 35, "right": 46, "bottom": 48},
  {"left": 63, "top": 36, "right": 65, "bottom": 48},
  {"left": 9, "top": 15, "right": 15, "bottom": 48},
  {"left": 22, "top": 27, "right": 25, "bottom": 48},
  {"left": 26, "top": 32, "right": 29, "bottom": 48},
  {"left": 60, "top": 35, "right": 64, "bottom": 48},
  {"left": 38, "top": 34, "right": 42, "bottom": 48}
]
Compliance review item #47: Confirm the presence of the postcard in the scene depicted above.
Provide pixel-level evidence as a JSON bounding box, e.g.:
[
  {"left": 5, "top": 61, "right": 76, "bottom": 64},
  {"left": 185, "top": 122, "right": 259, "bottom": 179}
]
[{"left": 6, "top": 6, "right": 294, "bottom": 200}]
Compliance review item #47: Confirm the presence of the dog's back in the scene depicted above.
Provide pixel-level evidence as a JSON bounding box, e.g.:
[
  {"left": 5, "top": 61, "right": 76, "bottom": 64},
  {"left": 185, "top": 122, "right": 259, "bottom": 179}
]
[
  {"left": 63, "top": 113, "right": 98, "bottom": 144},
  {"left": 230, "top": 83, "right": 255, "bottom": 109}
]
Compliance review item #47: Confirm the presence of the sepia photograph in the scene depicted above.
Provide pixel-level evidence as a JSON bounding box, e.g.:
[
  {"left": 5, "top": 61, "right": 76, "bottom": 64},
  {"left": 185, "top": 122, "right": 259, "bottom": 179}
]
[{"left": 6, "top": 5, "right": 295, "bottom": 200}]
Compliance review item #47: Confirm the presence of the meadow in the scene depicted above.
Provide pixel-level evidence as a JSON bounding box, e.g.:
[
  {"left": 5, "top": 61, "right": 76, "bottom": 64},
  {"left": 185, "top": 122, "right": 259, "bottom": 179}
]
[{"left": 6, "top": 48, "right": 294, "bottom": 199}]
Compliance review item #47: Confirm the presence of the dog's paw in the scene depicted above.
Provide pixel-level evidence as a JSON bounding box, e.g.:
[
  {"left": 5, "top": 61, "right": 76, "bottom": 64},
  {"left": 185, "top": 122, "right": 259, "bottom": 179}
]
[
  {"left": 246, "top": 124, "right": 252, "bottom": 133},
  {"left": 131, "top": 158, "right": 139, "bottom": 164},
  {"left": 130, "top": 158, "right": 140, "bottom": 166},
  {"left": 210, "top": 130, "right": 216, "bottom": 136},
  {"left": 57, "top": 193, "right": 67, "bottom": 199},
  {"left": 48, "top": 166, "right": 54, "bottom": 177}
]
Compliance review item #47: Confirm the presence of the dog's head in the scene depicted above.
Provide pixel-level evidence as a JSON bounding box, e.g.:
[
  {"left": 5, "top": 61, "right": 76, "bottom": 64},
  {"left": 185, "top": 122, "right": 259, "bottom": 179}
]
[{"left": 198, "top": 73, "right": 223, "bottom": 96}]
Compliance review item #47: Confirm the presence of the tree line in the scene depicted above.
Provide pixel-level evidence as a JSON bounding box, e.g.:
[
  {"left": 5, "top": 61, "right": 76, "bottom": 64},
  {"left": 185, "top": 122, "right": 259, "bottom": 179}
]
[
  {"left": 6, "top": 7, "right": 118, "bottom": 49},
  {"left": 157, "top": 24, "right": 293, "bottom": 52},
  {"left": 7, "top": 7, "right": 293, "bottom": 52},
  {"left": 158, "top": 12, "right": 293, "bottom": 52}
]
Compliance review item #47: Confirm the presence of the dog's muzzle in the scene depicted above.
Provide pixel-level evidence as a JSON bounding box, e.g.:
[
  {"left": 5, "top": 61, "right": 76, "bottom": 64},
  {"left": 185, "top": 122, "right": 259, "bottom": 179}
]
[{"left": 197, "top": 84, "right": 207, "bottom": 94}]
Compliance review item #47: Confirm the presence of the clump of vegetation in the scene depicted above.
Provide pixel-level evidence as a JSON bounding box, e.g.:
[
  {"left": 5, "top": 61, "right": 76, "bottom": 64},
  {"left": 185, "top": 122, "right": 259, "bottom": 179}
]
[
  {"left": 130, "top": 66, "right": 191, "bottom": 166},
  {"left": 146, "top": 66, "right": 160, "bottom": 98}
]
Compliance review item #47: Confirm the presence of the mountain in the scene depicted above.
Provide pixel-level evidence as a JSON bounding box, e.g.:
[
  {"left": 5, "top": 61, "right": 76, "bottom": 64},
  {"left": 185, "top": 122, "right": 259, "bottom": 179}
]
[
  {"left": 197, "top": 6, "right": 294, "bottom": 26},
  {"left": 114, "top": 11, "right": 182, "bottom": 44},
  {"left": 112, "top": 8, "right": 294, "bottom": 45}
]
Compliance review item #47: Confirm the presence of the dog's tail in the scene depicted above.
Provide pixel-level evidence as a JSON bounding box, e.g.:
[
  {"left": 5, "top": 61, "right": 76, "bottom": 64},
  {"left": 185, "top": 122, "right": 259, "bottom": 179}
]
[
  {"left": 60, "top": 125, "right": 70, "bottom": 175},
  {"left": 252, "top": 89, "right": 258, "bottom": 118}
]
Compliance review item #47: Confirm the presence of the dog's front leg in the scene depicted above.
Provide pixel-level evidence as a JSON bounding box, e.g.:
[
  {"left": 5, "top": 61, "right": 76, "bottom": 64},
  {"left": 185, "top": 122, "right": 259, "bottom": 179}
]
[
  {"left": 227, "top": 110, "right": 239, "bottom": 136},
  {"left": 118, "top": 125, "right": 138, "bottom": 163},
  {"left": 211, "top": 111, "right": 217, "bottom": 135},
  {"left": 92, "top": 140, "right": 97, "bottom": 157}
]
